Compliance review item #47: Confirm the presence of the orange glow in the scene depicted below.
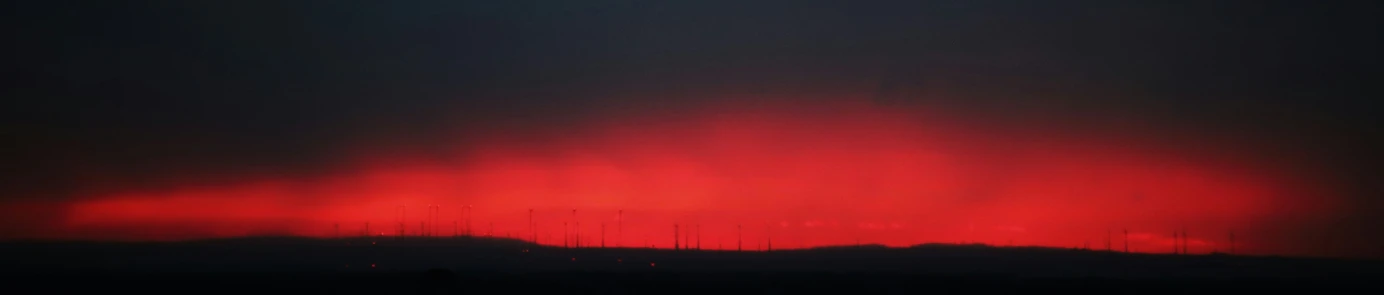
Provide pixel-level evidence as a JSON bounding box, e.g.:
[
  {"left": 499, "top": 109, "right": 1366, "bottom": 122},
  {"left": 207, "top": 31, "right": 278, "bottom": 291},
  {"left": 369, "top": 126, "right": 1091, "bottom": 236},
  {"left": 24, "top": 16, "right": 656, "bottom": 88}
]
[{"left": 21, "top": 98, "right": 1340, "bottom": 257}]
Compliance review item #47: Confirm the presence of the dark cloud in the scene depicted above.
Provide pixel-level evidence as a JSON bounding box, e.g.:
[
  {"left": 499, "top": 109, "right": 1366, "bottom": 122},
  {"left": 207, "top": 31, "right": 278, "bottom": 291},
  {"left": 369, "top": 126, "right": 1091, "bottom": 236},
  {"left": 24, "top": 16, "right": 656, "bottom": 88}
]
[{"left": 2, "top": 0, "right": 1379, "bottom": 213}]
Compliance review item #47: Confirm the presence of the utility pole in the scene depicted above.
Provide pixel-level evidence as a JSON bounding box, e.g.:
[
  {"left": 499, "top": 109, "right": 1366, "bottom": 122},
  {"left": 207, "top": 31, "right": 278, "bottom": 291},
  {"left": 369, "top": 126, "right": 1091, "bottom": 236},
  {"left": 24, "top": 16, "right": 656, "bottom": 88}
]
[
  {"left": 674, "top": 224, "right": 680, "bottom": 251},
  {"left": 364, "top": 222, "right": 369, "bottom": 238},
  {"left": 1123, "top": 229, "right": 1129, "bottom": 253},
  {"left": 601, "top": 223, "right": 606, "bottom": 248},
  {"left": 1106, "top": 229, "right": 1112, "bottom": 251},
  {"left": 737, "top": 224, "right": 743, "bottom": 252},
  {"left": 564, "top": 222, "right": 569, "bottom": 248},
  {"left": 529, "top": 209, "right": 535, "bottom": 244}
]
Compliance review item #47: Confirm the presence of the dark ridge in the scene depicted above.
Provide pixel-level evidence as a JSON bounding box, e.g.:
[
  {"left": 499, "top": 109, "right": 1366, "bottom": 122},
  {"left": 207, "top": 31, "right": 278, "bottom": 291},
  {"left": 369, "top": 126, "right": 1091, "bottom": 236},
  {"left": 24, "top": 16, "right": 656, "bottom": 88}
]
[
  {"left": 3, "top": 236, "right": 1381, "bottom": 293},
  {"left": 3, "top": 236, "right": 1380, "bottom": 275}
]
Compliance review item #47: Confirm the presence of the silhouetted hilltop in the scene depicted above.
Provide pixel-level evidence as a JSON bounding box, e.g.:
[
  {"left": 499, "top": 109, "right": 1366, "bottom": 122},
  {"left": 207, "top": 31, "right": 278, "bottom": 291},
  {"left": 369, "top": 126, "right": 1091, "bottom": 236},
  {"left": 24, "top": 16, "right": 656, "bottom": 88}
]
[{"left": 3, "top": 236, "right": 1381, "bottom": 280}]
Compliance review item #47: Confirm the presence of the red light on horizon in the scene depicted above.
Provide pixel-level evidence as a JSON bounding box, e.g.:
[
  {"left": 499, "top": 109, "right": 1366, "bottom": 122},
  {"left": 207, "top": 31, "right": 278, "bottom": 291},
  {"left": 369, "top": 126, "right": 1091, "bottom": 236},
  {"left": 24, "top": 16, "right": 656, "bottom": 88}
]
[{"left": 39, "top": 100, "right": 1344, "bottom": 257}]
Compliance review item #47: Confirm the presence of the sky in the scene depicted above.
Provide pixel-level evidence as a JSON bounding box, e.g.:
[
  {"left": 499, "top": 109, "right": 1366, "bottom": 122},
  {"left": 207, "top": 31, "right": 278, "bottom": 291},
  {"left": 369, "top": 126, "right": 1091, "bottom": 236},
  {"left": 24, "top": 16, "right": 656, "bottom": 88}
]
[{"left": 2, "top": 0, "right": 1381, "bottom": 258}]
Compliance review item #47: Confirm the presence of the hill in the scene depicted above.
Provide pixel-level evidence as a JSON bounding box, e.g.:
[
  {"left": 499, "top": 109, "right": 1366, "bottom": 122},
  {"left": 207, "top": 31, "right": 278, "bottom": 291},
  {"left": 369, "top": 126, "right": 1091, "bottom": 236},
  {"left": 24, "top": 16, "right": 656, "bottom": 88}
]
[{"left": 2, "top": 236, "right": 1379, "bottom": 293}]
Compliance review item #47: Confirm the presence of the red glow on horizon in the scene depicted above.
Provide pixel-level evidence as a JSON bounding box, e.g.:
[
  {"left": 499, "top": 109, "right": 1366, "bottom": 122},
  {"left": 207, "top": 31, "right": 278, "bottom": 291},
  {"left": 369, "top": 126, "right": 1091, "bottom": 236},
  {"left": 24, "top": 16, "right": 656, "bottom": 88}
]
[{"left": 36, "top": 99, "right": 1340, "bottom": 257}]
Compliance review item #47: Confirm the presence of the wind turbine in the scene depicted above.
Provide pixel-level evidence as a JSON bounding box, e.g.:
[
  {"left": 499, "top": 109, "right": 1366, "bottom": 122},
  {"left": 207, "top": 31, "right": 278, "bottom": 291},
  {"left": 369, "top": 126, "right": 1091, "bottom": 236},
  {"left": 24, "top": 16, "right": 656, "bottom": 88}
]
[
  {"left": 396, "top": 205, "right": 406, "bottom": 238},
  {"left": 572, "top": 209, "right": 578, "bottom": 248},
  {"left": 617, "top": 209, "right": 623, "bottom": 247},
  {"left": 766, "top": 222, "right": 772, "bottom": 252},
  {"left": 737, "top": 224, "right": 743, "bottom": 252},
  {"left": 1229, "top": 230, "right": 1235, "bottom": 255},
  {"left": 465, "top": 205, "right": 473, "bottom": 236}
]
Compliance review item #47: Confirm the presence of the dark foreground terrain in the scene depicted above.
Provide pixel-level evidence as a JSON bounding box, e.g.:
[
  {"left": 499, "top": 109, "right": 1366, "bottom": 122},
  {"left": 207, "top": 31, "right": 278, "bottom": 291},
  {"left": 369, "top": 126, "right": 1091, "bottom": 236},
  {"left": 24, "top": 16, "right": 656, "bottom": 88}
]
[{"left": 3, "top": 237, "right": 1381, "bottom": 293}]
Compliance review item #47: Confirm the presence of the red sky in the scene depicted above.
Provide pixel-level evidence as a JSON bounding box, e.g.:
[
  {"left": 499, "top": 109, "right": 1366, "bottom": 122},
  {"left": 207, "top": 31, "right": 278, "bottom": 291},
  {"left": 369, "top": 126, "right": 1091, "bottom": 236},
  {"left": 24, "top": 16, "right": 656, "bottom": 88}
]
[{"left": 24, "top": 95, "right": 1342, "bottom": 257}]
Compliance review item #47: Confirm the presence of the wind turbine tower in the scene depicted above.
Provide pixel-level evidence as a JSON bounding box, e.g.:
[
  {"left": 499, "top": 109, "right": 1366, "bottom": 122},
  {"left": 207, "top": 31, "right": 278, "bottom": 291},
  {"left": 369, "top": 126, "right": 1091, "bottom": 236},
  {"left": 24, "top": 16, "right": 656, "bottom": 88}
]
[
  {"left": 766, "top": 223, "right": 772, "bottom": 252},
  {"left": 737, "top": 224, "right": 743, "bottom": 252},
  {"left": 571, "top": 209, "right": 578, "bottom": 248},
  {"left": 617, "top": 209, "right": 623, "bottom": 247},
  {"left": 1182, "top": 228, "right": 1189, "bottom": 254},
  {"left": 1229, "top": 230, "right": 1235, "bottom": 255}
]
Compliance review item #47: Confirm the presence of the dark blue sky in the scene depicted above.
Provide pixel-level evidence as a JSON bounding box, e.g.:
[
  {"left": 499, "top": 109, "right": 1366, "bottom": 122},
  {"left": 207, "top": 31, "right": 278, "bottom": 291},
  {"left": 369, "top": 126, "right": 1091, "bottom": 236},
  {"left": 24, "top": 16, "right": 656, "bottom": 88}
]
[{"left": 3, "top": 0, "right": 1380, "bottom": 235}]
